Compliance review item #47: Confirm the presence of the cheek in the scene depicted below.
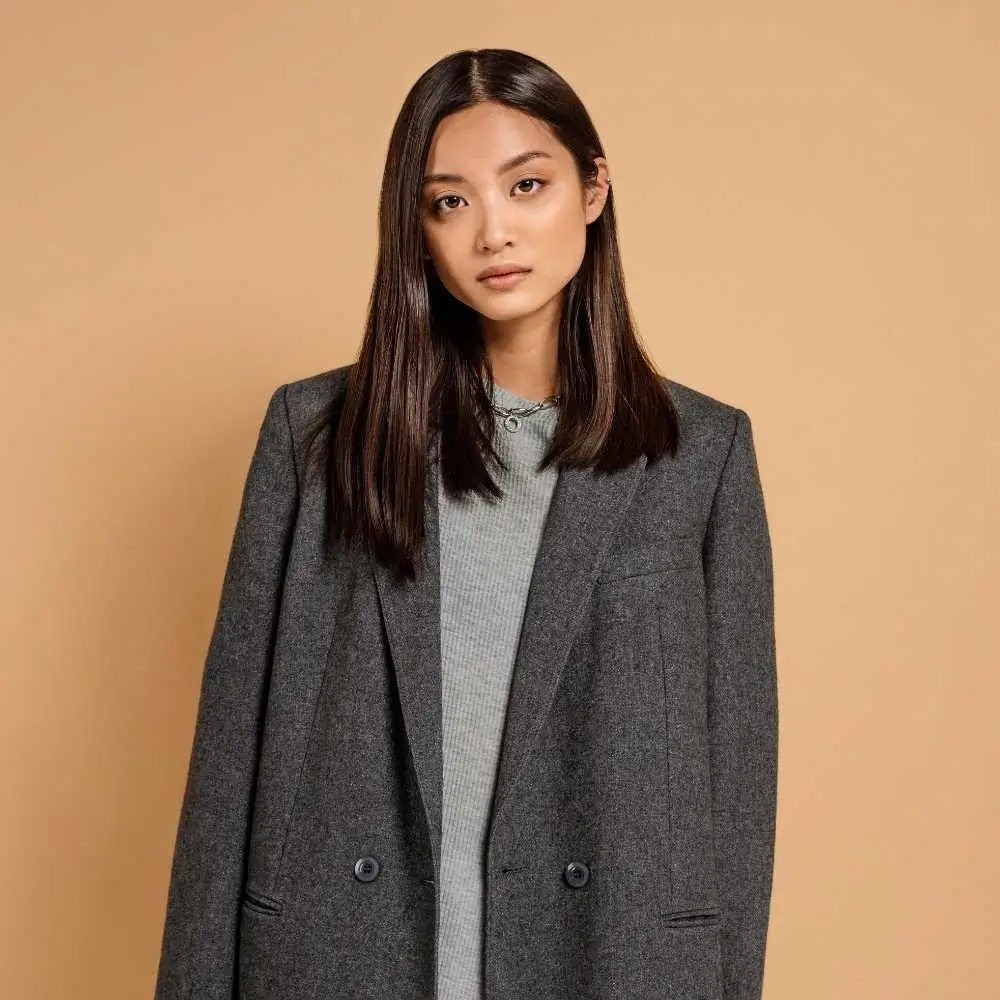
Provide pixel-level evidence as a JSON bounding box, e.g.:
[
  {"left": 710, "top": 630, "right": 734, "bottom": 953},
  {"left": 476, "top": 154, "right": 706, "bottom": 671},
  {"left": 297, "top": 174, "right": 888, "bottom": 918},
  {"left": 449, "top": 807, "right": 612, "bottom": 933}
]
[
  {"left": 429, "top": 253, "right": 482, "bottom": 311},
  {"left": 533, "top": 240, "right": 587, "bottom": 297},
  {"left": 422, "top": 235, "right": 463, "bottom": 287},
  {"left": 556, "top": 233, "right": 588, "bottom": 284},
  {"left": 533, "top": 206, "right": 588, "bottom": 278}
]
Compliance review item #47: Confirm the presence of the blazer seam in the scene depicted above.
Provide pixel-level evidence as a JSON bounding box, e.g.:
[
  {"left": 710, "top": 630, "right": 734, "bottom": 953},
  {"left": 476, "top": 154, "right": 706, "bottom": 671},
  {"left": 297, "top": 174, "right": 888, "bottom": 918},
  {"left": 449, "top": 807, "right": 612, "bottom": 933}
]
[
  {"left": 277, "top": 382, "right": 302, "bottom": 496},
  {"left": 705, "top": 407, "right": 743, "bottom": 526}
]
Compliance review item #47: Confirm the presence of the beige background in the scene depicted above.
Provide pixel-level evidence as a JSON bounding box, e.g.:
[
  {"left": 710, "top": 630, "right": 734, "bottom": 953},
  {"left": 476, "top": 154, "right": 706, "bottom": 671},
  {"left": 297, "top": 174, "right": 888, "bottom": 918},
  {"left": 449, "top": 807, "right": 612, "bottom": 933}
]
[{"left": 1, "top": 2, "right": 997, "bottom": 997}]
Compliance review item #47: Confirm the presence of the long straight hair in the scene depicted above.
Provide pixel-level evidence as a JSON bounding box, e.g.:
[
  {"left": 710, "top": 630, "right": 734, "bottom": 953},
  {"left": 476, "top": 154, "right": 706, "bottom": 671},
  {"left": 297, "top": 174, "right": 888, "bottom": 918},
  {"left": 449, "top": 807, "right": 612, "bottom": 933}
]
[{"left": 303, "top": 48, "right": 680, "bottom": 582}]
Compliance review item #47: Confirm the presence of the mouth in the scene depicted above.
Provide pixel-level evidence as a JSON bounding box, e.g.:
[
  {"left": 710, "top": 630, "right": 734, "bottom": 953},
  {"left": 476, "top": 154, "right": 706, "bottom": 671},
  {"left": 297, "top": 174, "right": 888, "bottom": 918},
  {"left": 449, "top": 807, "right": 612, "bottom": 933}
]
[
  {"left": 476, "top": 264, "right": 532, "bottom": 281},
  {"left": 477, "top": 267, "right": 532, "bottom": 289}
]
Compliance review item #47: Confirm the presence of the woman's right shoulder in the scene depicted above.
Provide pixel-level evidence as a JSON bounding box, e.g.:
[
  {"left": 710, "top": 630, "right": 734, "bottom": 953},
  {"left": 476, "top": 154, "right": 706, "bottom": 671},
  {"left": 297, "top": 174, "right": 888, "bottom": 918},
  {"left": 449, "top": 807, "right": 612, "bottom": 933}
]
[{"left": 281, "top": 362, "right": 356, "bottom": 425}]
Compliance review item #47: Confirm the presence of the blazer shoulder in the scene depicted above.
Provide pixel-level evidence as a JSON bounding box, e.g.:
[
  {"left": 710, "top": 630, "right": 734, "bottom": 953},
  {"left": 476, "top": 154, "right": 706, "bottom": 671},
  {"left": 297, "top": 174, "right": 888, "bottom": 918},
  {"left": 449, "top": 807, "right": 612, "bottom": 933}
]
[
  {"left": 652, "top": 376, "right": 758, "bottom": 518},
  {"left": 658, "top": 373, "right": 746, "bottom": 446},
  {"left": 280, "top": 362, "right": 355, "bottom": 423}
]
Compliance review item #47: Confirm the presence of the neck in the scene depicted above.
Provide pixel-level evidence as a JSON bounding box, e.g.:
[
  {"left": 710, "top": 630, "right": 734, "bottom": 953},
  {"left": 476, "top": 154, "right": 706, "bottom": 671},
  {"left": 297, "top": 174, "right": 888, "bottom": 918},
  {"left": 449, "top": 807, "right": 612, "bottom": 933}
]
[
  {"left": 479, "top": 324, "right": 559, "bottom": 403},
  {"left": 479, "top": 291, "right": 562, "bottom": 401}
]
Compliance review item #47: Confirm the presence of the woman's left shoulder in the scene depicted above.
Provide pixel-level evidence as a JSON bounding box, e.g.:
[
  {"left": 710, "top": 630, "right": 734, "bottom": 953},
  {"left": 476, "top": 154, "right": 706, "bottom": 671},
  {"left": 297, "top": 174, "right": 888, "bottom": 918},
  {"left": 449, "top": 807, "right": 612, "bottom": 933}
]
[{"left": 657, "top": 373, "right": 748, "bottom": 455}]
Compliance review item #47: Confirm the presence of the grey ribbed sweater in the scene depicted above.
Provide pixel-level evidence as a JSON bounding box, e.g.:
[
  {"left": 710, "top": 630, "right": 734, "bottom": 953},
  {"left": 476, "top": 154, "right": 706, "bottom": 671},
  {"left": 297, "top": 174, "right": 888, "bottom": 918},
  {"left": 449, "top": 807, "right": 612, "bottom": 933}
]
[{"left": 435, "top": 380, "right": 560, "bottom": 999}]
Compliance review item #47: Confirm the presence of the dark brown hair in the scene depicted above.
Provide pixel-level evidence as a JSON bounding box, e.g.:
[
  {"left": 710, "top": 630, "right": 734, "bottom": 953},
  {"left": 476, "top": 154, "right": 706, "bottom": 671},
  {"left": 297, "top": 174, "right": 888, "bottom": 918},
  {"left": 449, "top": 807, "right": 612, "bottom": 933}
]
[{"left": 303, "top": 47, "right": 680, "bottom": 582}]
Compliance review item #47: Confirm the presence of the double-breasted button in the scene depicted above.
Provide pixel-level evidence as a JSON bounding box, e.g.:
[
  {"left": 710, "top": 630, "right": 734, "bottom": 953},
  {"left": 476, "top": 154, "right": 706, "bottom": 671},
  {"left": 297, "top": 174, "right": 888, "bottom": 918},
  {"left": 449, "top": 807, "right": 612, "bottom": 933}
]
[
  {"left": 563, "top": 861, "right": 591, "bottom": 888},
  {"left": 354, "top": 856, "right": 381, "bottom": 882}
]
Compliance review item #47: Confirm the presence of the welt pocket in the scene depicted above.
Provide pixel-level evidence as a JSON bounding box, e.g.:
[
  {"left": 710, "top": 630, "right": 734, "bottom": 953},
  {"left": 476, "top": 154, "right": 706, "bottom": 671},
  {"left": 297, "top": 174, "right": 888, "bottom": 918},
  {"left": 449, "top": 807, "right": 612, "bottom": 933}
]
[
  {"left": 662, "top": 904, "right": 722, "bottom": 928},
  {"left": 596, "top": 532, "right": 702, "bottom": 585},
  {"left": 241, "top": 885, "right": 283, "bottom": 916}
]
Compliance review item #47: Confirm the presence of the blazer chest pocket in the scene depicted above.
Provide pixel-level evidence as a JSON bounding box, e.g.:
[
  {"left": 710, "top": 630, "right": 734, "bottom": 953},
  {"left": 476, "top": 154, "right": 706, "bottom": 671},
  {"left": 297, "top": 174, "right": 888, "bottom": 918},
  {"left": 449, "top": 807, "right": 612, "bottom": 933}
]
[
  {"left": 585, "top": 531, "right": 702, "bottom": 749},
  {"left": 595, "top": 531, "right": 702, "bottom": 588}
]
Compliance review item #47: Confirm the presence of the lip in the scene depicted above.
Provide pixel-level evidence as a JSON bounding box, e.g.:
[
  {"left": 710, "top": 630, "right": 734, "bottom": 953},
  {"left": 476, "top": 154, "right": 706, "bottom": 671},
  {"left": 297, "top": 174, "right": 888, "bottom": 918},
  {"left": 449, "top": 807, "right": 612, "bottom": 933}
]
[
  {"left": 479, "top": 270, "right": 530, "bottom": 291},
  {"left": 476, "top": 263, "right": 531, "bottom": 280}
]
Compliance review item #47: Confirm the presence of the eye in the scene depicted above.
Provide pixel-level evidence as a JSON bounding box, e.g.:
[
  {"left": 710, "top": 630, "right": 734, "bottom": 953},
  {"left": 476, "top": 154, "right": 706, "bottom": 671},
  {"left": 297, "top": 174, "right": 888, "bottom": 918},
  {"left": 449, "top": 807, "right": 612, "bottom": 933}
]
[
  {"left": 515, "top": 177, "right": 545, "bottom": 195},
  {"left": 429, "top": 177, "right": 547, "bottom": 216},
  {"left": 430, "top": 194, "right": 464, "bottom": 215}
]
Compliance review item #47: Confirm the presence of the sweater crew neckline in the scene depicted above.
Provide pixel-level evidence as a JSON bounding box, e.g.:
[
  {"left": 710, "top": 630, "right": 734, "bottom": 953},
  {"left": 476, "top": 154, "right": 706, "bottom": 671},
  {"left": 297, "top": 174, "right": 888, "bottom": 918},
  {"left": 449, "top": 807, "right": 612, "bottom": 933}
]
[{"left": 490, "top": 380, "right": 559, "bottom": 414}]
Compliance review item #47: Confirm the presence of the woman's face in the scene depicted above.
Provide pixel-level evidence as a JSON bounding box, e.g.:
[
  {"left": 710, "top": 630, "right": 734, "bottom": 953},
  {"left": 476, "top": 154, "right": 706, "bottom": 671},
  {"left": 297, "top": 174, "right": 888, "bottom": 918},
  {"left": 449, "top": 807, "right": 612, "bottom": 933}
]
[{"left": 419, "top": 101, "right": 609, "bottom": 328}]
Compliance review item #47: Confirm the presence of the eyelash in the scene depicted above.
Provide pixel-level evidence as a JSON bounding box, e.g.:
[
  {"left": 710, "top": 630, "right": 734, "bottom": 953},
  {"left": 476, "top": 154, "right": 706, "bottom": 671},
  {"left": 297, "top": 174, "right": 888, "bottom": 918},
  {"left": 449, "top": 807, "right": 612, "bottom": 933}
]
[{"left": 429, "top": 177, "right": 546, "bottom": 216}]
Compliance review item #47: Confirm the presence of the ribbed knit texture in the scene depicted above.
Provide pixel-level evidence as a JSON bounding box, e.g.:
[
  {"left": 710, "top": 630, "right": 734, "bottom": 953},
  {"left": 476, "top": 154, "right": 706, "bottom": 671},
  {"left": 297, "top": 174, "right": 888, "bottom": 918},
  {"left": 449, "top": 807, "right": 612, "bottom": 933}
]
[{"left": 435, "top": 380, "right": 560, "bottom": 999}]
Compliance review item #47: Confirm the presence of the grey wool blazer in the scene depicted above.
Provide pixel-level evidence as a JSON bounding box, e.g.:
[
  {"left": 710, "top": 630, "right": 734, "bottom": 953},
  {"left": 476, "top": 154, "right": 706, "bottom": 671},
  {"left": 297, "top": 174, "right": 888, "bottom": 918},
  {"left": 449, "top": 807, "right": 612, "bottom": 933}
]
[{"left": 153, "top": 363, "right": 779, "bottom": 1000}]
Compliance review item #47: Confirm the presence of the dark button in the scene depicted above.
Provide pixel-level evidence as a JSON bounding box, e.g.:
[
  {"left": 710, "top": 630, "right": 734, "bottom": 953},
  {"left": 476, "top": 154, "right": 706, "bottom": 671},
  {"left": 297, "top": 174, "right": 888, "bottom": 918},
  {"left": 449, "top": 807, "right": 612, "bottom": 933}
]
[
  {"left": 563, "top": 861, "right": 591, "bottom": 888},
  {"left": 354, "top": 856, "right": 381, "bottom": 882}
]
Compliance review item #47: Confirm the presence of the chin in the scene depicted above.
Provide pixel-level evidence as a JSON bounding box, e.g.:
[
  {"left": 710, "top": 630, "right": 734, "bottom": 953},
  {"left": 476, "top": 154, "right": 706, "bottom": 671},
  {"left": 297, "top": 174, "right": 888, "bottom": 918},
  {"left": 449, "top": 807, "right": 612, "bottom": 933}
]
[
  {"left": 474, "top": 286, "right": 542, "bottom": 311},
  {"left": 476, "top": 301, "right": 539, "bottom": 322}
]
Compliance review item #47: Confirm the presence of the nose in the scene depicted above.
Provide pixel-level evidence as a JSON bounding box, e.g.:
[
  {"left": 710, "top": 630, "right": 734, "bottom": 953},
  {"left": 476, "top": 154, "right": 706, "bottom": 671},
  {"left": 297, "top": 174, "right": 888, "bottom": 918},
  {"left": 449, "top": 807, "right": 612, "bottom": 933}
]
[{"left": 475, "top": 192, "right": 515, "bottom": 253}]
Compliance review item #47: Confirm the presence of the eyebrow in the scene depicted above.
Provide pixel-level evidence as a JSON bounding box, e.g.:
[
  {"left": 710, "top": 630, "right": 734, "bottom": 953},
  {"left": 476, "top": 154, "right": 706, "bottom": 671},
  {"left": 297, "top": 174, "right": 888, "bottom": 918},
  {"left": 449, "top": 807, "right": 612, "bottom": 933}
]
[{"left": 422, "top": 149, "right": 554, "bottom": 187}]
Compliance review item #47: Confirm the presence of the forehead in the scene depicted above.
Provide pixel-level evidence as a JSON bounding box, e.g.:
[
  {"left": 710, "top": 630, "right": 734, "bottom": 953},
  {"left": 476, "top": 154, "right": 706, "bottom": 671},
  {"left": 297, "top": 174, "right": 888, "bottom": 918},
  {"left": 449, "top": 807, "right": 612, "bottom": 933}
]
[{"left": 423, "top": 102, "right": 568, "bottom": 180}]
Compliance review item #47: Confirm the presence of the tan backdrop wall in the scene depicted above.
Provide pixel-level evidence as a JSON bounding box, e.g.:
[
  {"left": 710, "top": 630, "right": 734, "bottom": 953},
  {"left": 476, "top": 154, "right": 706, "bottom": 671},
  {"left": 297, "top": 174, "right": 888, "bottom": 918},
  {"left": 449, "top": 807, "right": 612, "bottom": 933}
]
[{"left": 1, "top": 2, "right": 996, "bottom": 997}]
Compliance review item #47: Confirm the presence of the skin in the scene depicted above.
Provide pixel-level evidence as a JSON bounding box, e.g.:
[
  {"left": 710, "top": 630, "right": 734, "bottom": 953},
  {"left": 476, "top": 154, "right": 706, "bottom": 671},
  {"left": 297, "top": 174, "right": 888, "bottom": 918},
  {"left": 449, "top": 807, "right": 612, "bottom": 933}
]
[{"left": 419, "top": 100, "right": 611, "bottom": 402}]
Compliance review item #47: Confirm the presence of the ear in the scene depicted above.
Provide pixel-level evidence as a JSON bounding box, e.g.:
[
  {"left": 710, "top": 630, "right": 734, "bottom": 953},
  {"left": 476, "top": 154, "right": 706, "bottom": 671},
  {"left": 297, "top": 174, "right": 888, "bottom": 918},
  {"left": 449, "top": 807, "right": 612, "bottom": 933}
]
[{"left": 584, "top": 156, "right": 611, "bottom": 224}]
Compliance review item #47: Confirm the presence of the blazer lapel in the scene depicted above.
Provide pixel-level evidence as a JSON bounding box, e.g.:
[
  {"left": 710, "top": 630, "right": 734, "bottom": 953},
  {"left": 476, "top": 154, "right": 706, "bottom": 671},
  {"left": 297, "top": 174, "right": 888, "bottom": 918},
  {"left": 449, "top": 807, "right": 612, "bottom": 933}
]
[
  {"left": 369, "top": 445, "right": 648, "bottom": 877},
  {"left": 487, "top": 454, "right": 649, "bottom": 852},
  {"left": 368, "top": 457, "right": 446, "bottom": 880}
]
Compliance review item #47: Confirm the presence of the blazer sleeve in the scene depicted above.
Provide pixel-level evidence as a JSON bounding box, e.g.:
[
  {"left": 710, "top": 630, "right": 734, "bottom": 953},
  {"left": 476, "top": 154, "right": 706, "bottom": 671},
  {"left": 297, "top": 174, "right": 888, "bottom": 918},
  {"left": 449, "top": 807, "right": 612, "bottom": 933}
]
[
  {"left": 703, "top": 408, "right": 779, "bottom": 1000},
  {"left": 153, "top": 384, "right": 300, "bottom": 1000}
]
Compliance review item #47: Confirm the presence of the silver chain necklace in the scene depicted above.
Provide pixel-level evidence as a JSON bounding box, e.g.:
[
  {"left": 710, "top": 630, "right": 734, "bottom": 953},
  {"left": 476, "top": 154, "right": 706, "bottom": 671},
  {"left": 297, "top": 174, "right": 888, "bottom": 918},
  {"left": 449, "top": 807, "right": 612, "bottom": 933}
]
[{"left": 491, "top": 393, "right": 561, "bottom": 433}]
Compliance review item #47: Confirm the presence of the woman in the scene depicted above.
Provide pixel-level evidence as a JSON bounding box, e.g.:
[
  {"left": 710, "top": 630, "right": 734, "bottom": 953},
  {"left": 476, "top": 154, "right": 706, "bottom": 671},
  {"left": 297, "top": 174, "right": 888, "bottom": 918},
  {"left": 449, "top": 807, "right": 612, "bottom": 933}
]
[{"left": 154, "top": 47, "right": 778, "bottom": 1000}]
